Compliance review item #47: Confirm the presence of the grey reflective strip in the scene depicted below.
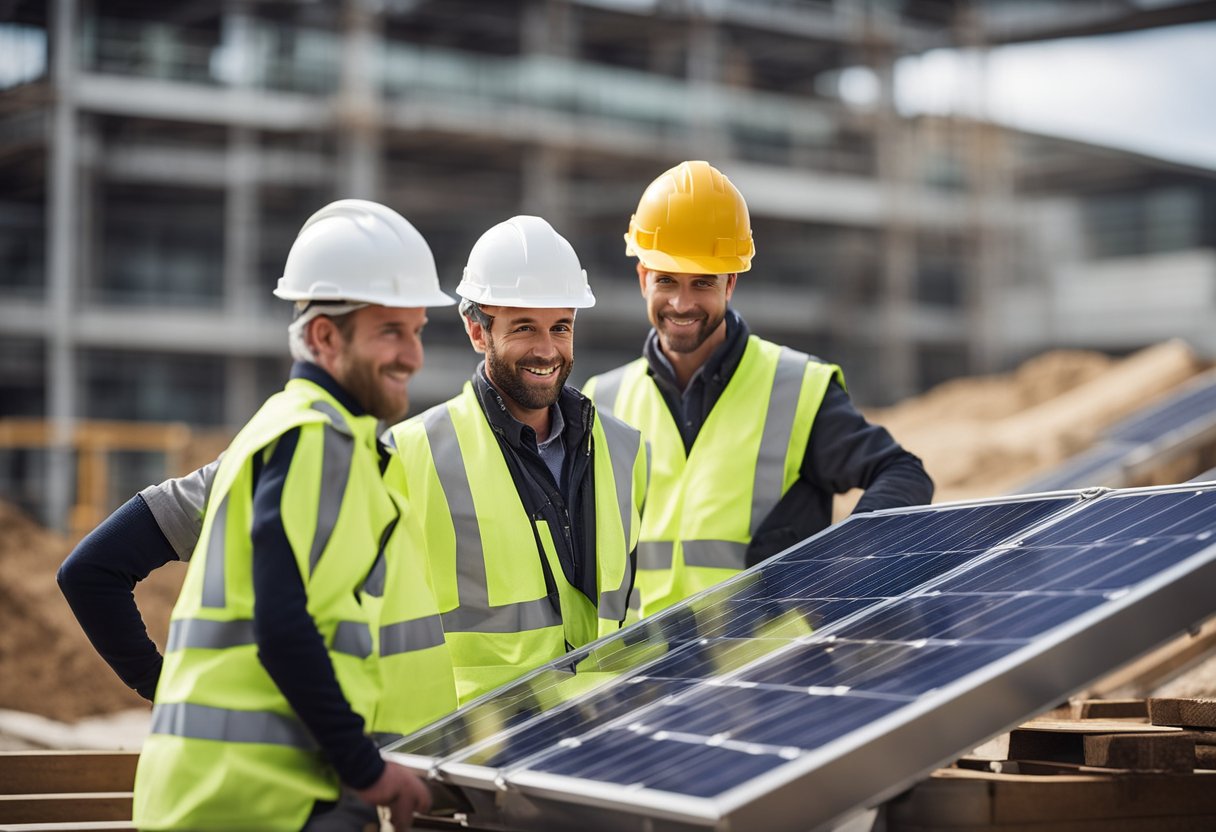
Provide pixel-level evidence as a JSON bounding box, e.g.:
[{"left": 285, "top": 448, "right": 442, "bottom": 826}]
[
  {"left": 332, "top": 620, "right": 373, "bottom": 658},
  {"left": 308, "top": 403, "right": 356, "bottom": 574},
  {"left": 683, "top": 539, "right": 748, "bottom": 569},
  {"left": 422, "top": 406, "right": 561, "bottom": 634},
  {"left": 151, "top": 702, "right": 318, "bottom": 750},
  {"left": 200, "top": 495, "right": 230, "bottom": 608},
  {"left": 362, "top": 550, "right": 387, "bottom": 598},
  {"left": 590, "top": 365, "right": 629, "bottom": 417},
  {"left": 596, "top": 415, "right": 641, "bottom": 622},
  {"left": 380, "top": 614, "right": 445, "bottom": 656},
  {"left": 310, "top": 400, "right": 353, "bottom": 436},
  {"left": 441, "top": 597, "right": 559, "bottom": 633},
  {"left": 750, "top": 349, "right": 808, "bottom": 536},
  {"left": 626, "top": 588, "right": 640, "bottom": 610},
  {"left": 362, "top": 516, "right": 396, "bottom": 599},
  {"left": 637, "top": 541, "right": 674, "bottom": 570},
  {"left": 166, "top": 618, "right": 254, "bottom": 652},
  {"left": 598, "top": 415, "right": 641, "bottom": 554}
]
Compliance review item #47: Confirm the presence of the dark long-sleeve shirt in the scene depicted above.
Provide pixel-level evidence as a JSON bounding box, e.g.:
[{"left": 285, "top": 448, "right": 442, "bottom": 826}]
[
  {"left": 58, "top": 361, "right": 385, "bottom": 790},
  {"left": 642, "top": 309, "right": 934, "bottom": 565}
]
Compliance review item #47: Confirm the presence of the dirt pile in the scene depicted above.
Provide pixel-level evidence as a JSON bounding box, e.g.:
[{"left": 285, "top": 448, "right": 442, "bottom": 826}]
[
  {"left": 0, "top": 501, "right": 183, "bottom": 721},
  {"left": 868, "top": 340, "right": 1204, "bottom": 502}
]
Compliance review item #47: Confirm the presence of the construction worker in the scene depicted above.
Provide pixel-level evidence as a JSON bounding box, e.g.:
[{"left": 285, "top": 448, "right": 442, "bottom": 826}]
[
  {"left": 584, "top": 161, "right": 934, "bottom": 618},
  {"left": 62, "top": 200, "right": 458, "bottom": 831},
  {"left": 62, "top": 214, "right": 644, "bottom": 726},
  {"left": 387, "top": 215, "right": 647, "bottom": 704}
]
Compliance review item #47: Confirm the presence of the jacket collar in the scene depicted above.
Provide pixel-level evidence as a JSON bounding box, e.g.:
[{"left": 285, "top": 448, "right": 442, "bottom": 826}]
[
  {"left": 471, "top": 363, "right": 593, "bottom": 450},
  {"left": 291, "top": 361, "right": 367, "bottom": 418}
]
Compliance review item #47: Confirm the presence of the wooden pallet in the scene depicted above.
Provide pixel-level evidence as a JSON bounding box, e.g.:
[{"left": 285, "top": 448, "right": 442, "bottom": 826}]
[
  {"left": 887, "top": 698, "right": 1216, "bottom": 831},
  {"left": 0, "top": 751, "right": 137, "bottom": 831}
]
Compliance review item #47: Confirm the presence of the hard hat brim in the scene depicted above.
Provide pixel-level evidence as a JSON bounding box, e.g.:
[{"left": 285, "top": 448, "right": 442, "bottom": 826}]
[
  {"left": 274, "top": 284, "right": 457, "bottom": 308},
  {"left": 629, "top": 242, "right": 752, "bottom": 276},
  {"left": 454, "top": 281, "right": 596, "bottom": 309}
]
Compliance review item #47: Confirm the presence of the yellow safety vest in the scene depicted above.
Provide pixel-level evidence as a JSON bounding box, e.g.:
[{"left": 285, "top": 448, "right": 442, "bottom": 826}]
[
  {"left": 388, "top": 382, "right": 646, "bottom": 704},
  {"left": 586, "top": 336, "right": 841, "bottom": 618},
  {"left": 133, "top": 379, "right": 453, "bottom": 830}
]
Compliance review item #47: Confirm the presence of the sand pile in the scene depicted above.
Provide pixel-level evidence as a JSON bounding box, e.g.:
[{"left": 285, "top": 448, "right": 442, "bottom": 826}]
[
  {"left": 0, "top": 500, "right": 184, "bottom": 721},
  {"left": 868, "top": 340, "right": 1204, "bottom": 502}
]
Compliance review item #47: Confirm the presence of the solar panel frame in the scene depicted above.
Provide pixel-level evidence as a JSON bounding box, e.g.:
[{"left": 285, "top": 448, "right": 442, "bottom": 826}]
[{"left": 387, "top": 485, "right": 1216, "bottom": 832}]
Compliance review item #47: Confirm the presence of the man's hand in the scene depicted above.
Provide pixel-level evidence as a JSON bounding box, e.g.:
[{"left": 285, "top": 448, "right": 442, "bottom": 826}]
[{"left": 354, "top": 761, "right": 432, "bottom": 831}]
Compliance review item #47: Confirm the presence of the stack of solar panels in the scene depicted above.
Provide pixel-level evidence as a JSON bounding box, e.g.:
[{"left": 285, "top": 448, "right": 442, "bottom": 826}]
[
  {"left": 1018, "top": 369, "right": 1216, "bottom": 493},
  {"left": 386, "top": 483, "right": 1216, "bottom": 832}
]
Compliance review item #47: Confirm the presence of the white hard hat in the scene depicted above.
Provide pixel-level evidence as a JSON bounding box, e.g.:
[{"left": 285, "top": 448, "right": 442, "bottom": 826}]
[
  {"left": 275, "top": 199, "right": 455, "bottom": 308},
  {"left": 456, "top": 216, "right": 595, "bottom": 309}
]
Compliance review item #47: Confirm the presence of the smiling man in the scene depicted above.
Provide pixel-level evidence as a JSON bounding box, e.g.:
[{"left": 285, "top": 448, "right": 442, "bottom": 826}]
[
  {"left": 585, "top": 161, "right": 934, "bottom": 618},
  {"left": 387, "top": 215, "right": 648, "bottom": 704},
  {"left": 78, "top": 200, "right": 461, "bottom": 831}
]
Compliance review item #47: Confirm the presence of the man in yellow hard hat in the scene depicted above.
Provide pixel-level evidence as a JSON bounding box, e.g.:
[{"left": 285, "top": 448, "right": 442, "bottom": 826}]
[{"left": 584, "top": 161, "right": 934, "bottom": 619}]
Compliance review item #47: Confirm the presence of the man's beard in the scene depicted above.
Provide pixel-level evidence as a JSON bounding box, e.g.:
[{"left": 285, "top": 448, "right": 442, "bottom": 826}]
[
  {"left": 342, "top": 357, "right": 410, "bottom": 424},
  {"left": 486, "top": 340, "right": 572, "bottom": 411},
  {"left": 658, "top": 308, "right": 726, "bottom": 354}
]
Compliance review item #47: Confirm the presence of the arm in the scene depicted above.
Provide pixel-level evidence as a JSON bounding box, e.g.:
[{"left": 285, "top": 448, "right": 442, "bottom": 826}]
[
  {"left": 250, "top": 427, "right": 386, "bottom": 790},
  {"left": 57, "top": 496, "right": 180, "bottom": 700},
  {"left": 802, "top": 381, "right": 934, "bottom": 513}
]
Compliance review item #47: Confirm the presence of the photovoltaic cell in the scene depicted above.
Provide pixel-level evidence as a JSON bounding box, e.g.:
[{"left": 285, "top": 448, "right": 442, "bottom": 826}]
[
  {"left": 386, "top": 486, "right": 1216, "bottom": 832},
  {"left": 1105, "top": 372, "right": 1216, "bottom": 444}
]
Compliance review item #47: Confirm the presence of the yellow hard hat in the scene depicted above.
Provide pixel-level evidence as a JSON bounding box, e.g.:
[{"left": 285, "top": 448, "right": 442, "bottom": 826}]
[{"left": 624, "top": 160, "right": 754, "bottom": 275}]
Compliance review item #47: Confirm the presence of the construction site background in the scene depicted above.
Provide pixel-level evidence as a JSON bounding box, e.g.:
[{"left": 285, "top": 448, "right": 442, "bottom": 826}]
[{"left": 3, "top": 339, "right": 1216, "bottom": 743}]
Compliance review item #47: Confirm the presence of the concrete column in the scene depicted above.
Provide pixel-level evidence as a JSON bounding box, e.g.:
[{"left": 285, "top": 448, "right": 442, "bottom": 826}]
[
  {"left": 337, "top": 0, "right": 382, "bottom": 199},
  {"left": 685, "top": 13, "right": 729, "bottom": 160},
  {"left": 45, "top": 0, "right": 79, "bottom": 531},
  {"left": 871, "top": 37, "right": 918, "bottom": 403}
]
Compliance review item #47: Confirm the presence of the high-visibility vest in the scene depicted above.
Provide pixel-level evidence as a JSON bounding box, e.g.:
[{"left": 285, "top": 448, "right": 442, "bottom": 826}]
[
  {"left": 585, "top": 336, "right": 841, "bottom": 618},
  {"left": 388, "top": 382, "right": 646, "bottom": 704},
  {"left": 133, "top": 379, "right": 455, "bottom": 830}
]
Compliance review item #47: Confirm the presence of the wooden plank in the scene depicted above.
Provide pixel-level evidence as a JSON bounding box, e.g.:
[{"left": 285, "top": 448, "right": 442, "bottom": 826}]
[
  {"left": 1198, "top": 745, "right": 1216, "bottom": 770},
  {"left": 0, "top": 753, "right": 138, "bottom": 795},
  {"left": 1073, "top": 698, "right": 1148, "bottom": 720},
  {"left": 0, "top": 794, "right": 132, "bottom": 824},
  {"left": 1009, "top": 721, "right": 1179, "bottom": 765},
  {"left": 1149, "top": 698, "right": 1216, "bottom": 729},
  {"left": 886, "top": 767, "right": 1216, "bottom": 826},
  {"left": 1083, "top": 732, "right": 1195, "bottom": 772}
]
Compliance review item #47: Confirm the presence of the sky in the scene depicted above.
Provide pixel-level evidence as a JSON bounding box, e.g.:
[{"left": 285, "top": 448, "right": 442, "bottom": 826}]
[{"left": 886, "top": 20, "right": 1216, "bottom": 170}]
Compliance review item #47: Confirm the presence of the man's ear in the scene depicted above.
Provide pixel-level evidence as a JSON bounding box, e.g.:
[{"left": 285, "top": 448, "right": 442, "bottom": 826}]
[
  {"left": 464, "top": 315, "right": 488, "bottom": 355},
  {"left": 307, "top": 316, "right": 341, "bottom": 362},
  {"left": 636, "top": 261, "right": 648, "bottom": 296},
  {"left": 723, "top": 273, "right": 738, "bottom": 301}
]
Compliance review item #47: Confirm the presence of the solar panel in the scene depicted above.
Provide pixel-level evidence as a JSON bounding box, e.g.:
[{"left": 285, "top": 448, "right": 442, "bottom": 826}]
[
  {"left": 386, "top": 485, "right": 1216, "bottom": 832},
  {"left": 1105, "top": 371, "right": 1216, "bottom": 445}
]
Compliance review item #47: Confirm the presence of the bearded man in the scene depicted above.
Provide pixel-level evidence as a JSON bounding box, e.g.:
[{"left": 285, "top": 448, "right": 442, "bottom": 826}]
[{"left": 386, "top": 216, "right": 648, "bottom": 704}]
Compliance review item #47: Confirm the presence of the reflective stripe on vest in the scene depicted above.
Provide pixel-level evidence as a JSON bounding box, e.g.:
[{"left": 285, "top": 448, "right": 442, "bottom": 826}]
[
  {"left": 307, "top": 401, "right": 355, "bottom": 575},
  {"left": 595, "top": 413, "right": 642, "bottom": 622},
  {"left": 166, "top": 617, "right": 372, "bottom": 658},
  {"left": 151, "top": 702, "right": 319, "bottom": 751},
  {"left": 420, "top": 405, "right": 562, "bottom": 634},
  {"left": 380, "top": 613, "right": 445, "bottom": 656},
  {"left": 197, "top": 411, "right": 355, "bottom": 608}
]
